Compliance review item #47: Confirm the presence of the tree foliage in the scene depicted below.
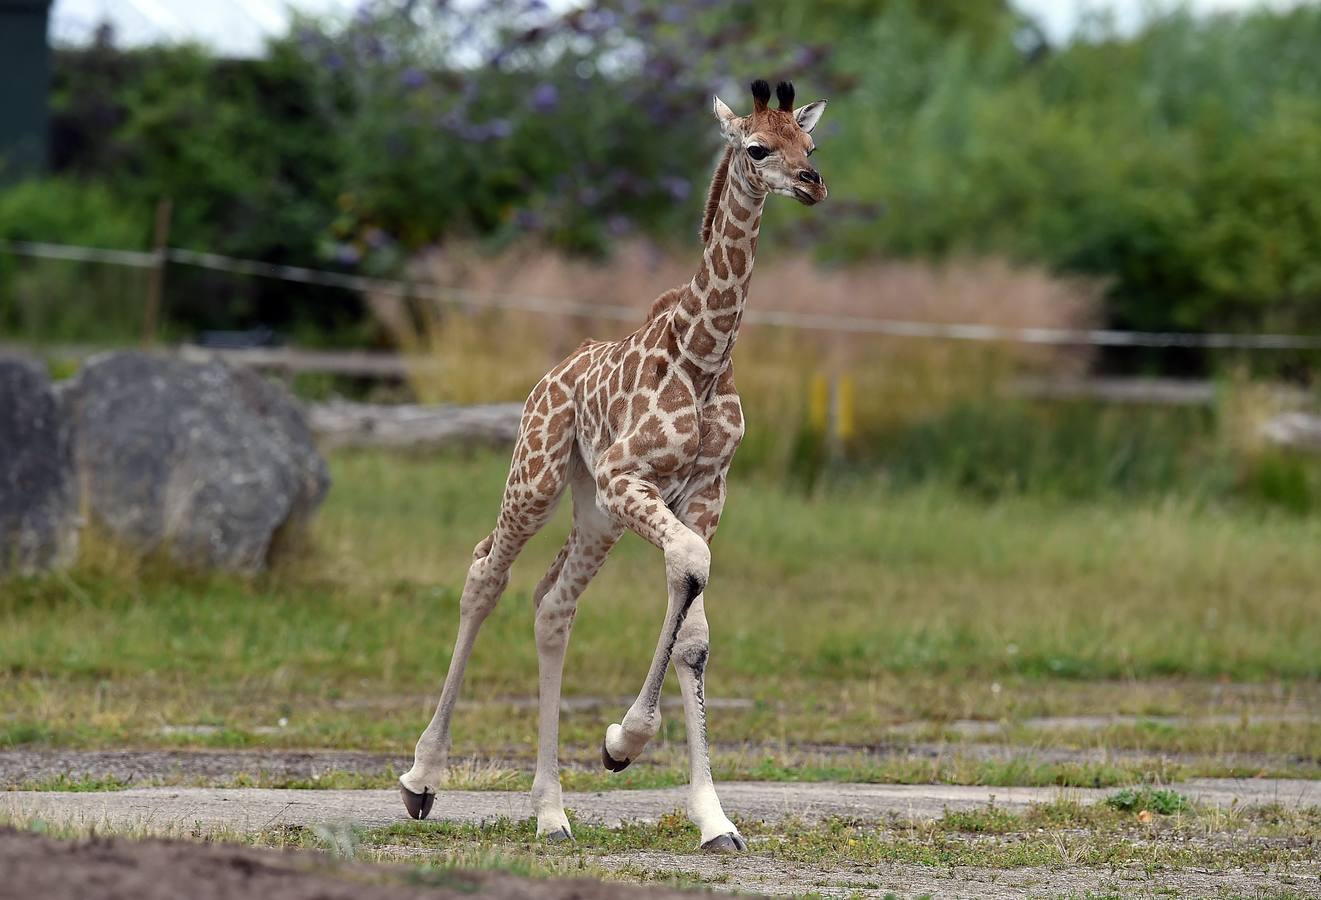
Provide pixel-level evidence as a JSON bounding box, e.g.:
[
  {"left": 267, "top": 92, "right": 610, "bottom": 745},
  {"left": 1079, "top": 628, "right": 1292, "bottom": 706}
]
[{"left": 5, "top": 0, "right": 1321, "bottom": 344}]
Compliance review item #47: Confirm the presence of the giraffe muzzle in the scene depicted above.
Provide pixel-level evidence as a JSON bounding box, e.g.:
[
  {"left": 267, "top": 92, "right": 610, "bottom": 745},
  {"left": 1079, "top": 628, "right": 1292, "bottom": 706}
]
[
  {"left": 793, "top": 168, "right": 826, "bottom": 205},
  {"left": 792, "top": 184, "right": 827, "bottom": 206}
]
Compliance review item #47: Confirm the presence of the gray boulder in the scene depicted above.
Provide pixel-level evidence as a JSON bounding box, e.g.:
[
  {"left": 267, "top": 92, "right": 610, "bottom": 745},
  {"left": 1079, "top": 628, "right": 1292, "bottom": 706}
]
[
  {"left": 0, "top": 355, "right": 79, "bottom": 577},
  {"left": 61, "top": 352, "right": 330, "bottom": 572}
]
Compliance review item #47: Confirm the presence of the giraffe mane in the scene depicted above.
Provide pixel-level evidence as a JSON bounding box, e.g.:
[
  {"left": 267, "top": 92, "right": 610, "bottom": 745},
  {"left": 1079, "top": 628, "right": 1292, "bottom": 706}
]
[{"left": 699, "top": 145, "right": 734, "bottom": 246}]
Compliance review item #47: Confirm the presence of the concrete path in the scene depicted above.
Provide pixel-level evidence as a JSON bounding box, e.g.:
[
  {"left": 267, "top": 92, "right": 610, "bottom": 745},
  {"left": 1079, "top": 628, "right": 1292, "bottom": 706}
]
[{"left": 4, "top": 778, "right": 1318, "bottom": 834}]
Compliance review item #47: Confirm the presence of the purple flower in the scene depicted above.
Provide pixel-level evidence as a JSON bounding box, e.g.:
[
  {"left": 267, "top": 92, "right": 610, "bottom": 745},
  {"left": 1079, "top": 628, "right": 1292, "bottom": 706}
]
[
  {"left": 486, "top": 118, "right": 513, "bottom": 139},
  {"left": 606, "top": 214, "right": 632, "bottom": 236},
  {"left": 660, "top": 176, "right": 691, "bottom": 201},
  {"left": 400, "top": 68, "right": 426, "bottom": 90},
  {"left": 583, "top": 8, "right": 618, "bottom": 32},
  {"left": 354, "top": 33, "right": 383, "bottom": 61},
  {"left": 530, "top": 83, "right": 559, "bottom": 112},
  {"left": 514, "top": 209, "right": 542, "bottom": 230},
  {"left": 335, "top": 243, "right": 362, "bottom": 266}
]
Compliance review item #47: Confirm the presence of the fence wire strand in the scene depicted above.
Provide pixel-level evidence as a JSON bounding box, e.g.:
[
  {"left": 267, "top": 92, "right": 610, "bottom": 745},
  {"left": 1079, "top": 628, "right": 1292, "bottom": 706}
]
[{"left": 6, "top": 238, "right": 1321, "bottom": 350}]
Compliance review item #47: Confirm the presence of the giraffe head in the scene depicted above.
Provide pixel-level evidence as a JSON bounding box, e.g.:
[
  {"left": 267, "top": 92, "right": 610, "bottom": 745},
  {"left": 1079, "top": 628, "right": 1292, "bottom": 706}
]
[{"left": 712, "top": 79, "right": 827, "bottom": 206}]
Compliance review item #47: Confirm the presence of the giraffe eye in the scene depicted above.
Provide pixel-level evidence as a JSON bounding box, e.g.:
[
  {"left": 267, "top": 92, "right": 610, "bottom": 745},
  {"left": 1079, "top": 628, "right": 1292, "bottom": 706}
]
[{"left": 747, "top": 145, "right": 769, "bottom": 161}]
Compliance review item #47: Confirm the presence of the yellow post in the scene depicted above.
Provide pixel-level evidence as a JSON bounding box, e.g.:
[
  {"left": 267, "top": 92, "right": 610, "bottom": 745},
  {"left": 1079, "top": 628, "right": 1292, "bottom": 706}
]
[
  {"left": 835, "top": 374, "right": 857, "bottom": 444},
  {"left": 809, "top": 373, "right": 830, "bottom": 435}
]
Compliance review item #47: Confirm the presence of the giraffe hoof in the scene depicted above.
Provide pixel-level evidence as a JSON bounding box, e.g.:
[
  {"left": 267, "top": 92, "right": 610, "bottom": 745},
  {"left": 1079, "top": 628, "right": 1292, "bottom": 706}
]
[
  {"left": 601, "top": 740, "right": 631, "bottom": 772},
  {"left": 541, "top": 826, "right": 574, "bottom": 843},
  {"left": 400, "top": 785, "right": 435, "bottom": 820},
  {"left": 700, "top": 832, "right": 748, "bottom": 853}
]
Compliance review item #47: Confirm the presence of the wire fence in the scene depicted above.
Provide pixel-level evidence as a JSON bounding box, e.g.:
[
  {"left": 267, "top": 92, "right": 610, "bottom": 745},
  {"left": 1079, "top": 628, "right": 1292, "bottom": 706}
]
[{"left": 5, "top": 238, "right": 1321, "bottom": 351}]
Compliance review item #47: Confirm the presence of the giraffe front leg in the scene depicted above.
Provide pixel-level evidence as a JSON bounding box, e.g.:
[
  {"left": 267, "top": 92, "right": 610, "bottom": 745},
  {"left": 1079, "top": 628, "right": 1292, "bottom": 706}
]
[
  {"left": 673, "top": 475, "right": 744, "bottom": 851},
  {"left": 673, "top": 592, "right": 745, "bottom": 851},
  {"left": 596, "top": 470, "right": 711, "bottom": 771}
]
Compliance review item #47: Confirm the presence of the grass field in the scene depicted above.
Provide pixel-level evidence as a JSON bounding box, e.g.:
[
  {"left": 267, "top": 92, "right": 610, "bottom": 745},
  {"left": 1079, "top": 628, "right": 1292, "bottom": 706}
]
[
  {"left": 3, "top": 446, "right": 1320, "bottom": 896},
  {"left": 2, "top": 448, "right": 1319, "bottom": 768}
]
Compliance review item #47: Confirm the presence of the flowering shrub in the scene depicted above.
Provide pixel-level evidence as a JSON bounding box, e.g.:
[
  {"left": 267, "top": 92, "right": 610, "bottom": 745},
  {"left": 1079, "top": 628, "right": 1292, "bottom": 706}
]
[{"left": 17, "top": 0, "right": 1321, "bottom": 348}]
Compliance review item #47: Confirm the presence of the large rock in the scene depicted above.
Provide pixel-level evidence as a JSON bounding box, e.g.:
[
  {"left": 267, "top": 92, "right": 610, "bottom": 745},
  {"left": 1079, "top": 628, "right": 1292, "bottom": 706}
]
[
  {"left": 0, "top": 356, "right": 79, "bottom": 576},
  {"left": 61, "top": 352, "right": 330, "bottom": 572}
]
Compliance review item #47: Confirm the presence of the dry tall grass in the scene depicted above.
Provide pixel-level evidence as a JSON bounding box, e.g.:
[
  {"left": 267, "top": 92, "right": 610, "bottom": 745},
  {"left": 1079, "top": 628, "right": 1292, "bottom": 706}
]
[{"left": 366, "top": 243, "right": 1104, "bottom": 467}]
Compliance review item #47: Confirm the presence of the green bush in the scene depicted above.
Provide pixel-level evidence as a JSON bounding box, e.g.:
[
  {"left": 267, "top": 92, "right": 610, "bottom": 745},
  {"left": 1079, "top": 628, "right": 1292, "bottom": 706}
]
[
  {"left": 0, "top": 177, "right": 148, "bottom": 248},
  {"left": 825, "top": 5, "right": 1321, "bottom": 340},
  {"left": 877, "top": 402, "right": 1228, "bottom": 502},
  {"left": 0, "top": 179, "right": 151, "bottom": 342},
  {"left": 1105, "top": 787, "right": 1191, "bottom": 815}
]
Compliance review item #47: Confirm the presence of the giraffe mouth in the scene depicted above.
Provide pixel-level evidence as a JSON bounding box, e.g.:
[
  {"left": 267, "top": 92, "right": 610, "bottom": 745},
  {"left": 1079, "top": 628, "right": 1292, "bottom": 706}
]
[{"left": 792, "top": 187, "right": 822, "bottom": 206}]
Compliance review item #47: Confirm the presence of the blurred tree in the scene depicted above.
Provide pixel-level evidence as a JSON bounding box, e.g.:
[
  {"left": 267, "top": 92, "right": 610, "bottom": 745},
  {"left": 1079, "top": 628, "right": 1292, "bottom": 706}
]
[
  {"left": 9, "top": 0, "right": 1321, "bottom": 355},
  {"left": 731, "top": 0, "right": 1015, "bottom": 45}
]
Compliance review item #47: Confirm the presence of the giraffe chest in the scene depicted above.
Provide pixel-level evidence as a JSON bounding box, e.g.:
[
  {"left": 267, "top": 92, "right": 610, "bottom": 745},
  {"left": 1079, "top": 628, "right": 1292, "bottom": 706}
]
[{"left": 577, "top": 350, "right": 742, "bottom": 502}]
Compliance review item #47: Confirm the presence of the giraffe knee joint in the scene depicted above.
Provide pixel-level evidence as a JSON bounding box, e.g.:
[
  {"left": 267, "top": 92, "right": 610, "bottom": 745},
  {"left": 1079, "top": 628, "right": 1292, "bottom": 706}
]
[
  {"left": 684, "top": 572, "right": 706, "bottom": 603},
  {"left": 667, "top": 531, "right": 711, "bottom": 601}
]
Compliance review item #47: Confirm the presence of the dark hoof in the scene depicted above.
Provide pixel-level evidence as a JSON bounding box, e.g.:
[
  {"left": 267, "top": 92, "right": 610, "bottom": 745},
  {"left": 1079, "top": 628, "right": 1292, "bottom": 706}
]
[
  {"left": 700, "top": 832, "right": 748, "bottom": 853},
  {"left": 601, "top": 740, "right": 631, "bottom": 772},
  {"left": 400, "top": 784, "right": 435, "bottom": 820},
  {"left": 541, "top": 826, "right": 574, "bottom": 843}
]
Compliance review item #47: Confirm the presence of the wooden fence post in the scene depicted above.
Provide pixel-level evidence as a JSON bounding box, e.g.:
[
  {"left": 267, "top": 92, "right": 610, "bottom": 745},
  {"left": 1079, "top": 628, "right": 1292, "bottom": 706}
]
[{"left": 141, "top": 197, "right": 173, "bottom": 347}]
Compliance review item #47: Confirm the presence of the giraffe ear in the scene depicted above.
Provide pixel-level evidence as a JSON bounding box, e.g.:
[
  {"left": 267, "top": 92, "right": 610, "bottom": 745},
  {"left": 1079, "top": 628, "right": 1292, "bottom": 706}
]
[
  {"left": 794, "top": 100, "right": 827, "bottom": 134},
  {"left": 712, "top": 95, "right": 743, "bottom": 143}
]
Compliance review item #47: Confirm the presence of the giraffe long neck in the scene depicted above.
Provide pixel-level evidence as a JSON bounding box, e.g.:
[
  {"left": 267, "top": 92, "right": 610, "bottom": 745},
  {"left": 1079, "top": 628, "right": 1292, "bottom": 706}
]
[{"left": 671, "top": 151, "right": 765, "bottom": 379}]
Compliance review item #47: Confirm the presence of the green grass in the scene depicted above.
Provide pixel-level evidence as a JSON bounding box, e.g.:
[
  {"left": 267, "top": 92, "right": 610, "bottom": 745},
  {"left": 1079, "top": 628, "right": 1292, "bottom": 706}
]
[
  {"left": 300, "top": 801, "right": 1321, "bottom": 872},
  {"left": 1, "top": 448, "right": 1320, "bottom": 768}
]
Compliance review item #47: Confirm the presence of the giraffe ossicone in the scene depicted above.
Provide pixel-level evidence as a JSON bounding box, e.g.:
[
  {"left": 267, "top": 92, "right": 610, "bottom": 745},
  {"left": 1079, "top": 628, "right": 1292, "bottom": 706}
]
[{"left": 398, "top": 78, "right": 828, "bottom": 852}]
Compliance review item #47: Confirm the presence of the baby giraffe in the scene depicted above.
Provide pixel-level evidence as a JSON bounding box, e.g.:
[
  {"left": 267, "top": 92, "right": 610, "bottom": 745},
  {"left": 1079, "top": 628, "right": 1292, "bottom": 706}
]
[{"left": 398, "top": 79, "right": 828, "bottom": 852}]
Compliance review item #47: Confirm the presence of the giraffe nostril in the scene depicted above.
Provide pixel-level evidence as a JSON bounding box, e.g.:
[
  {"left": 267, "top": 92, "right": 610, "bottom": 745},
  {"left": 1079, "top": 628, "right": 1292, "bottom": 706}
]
[{"left": 798, "top": 168, "right": 821, "bottom": 185}]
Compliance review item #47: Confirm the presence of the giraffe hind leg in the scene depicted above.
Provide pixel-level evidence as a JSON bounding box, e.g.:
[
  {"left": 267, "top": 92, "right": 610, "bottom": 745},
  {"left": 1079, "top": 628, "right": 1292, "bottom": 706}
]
[
  {"left": 532, "top": 469, "right": 622, "bottom": 837},
  {"left": 399, "top": 381, "right": 576, "bottom": 813}
]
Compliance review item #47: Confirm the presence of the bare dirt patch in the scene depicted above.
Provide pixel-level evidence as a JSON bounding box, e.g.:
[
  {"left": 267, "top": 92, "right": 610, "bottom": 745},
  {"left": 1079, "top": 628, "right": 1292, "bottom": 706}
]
[
  {"left": 0, "top": 749, "right": 405, "bottom": 788},
  {"left": 0, "top": 827, "right": 714, "bottom": 900},
  {"left": 5, "top": 741, "right": 1312, "bottom": 793}
]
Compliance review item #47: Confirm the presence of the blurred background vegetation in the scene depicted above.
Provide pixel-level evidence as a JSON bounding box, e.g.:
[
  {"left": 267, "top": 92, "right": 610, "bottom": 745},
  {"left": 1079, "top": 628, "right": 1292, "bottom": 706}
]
[{"left": 3, "top": 0, "right": 1321, "bottom": 509}]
